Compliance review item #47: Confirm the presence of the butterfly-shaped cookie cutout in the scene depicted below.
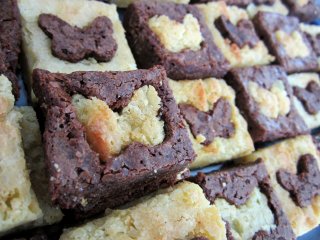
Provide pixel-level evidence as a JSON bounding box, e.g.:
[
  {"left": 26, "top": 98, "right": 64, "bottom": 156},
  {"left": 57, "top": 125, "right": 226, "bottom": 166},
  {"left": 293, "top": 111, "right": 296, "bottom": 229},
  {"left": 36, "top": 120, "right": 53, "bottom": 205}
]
[{"left": 38, "top": 14, "right": 117, "bottom": 63}]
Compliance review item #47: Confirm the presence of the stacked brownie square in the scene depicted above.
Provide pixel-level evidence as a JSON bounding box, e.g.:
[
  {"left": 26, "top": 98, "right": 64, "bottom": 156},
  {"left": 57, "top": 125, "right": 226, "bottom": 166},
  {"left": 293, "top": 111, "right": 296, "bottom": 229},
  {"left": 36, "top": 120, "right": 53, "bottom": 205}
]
[{"left": 1, "top": 0, "right": 320, "bottom": 238}]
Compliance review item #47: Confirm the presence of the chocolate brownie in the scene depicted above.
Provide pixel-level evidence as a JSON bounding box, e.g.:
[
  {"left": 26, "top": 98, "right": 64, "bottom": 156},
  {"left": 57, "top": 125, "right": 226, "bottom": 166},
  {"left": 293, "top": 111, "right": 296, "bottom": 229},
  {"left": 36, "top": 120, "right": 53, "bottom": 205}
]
[
  {"left": 300, "top": 23, "right": 320, "bottom": 70},
  {"left": 288, "top": 73, "right": 320, "bottom": 129},
  {"left": 191, "top": 161, "right": 295, "bottom": 240},
  {"left": 226, "top": 65, "right": 308, "bottom": 143},
  {"left": 0, "top": 0, "right": 21, "bottom": 98},
  {"left": 191, "top": 0, "right": 273, "bottom": 7},
  {"left": 277, "top": 153, "right": 320, "bottom": 208},
  {"left": 282, "top": 0, "right": 320, "bottom": 22},
  {"left": 32, "top": 66, "right": 195, "bottom": 218},
  {"left": 198, "top": 2, "right": 274, "bottom": 68},
  {"left": 240, "top": 135, "right": 320, "bottom": 236},
  {"left": 253, "top": 12, "right": 318, "bottom": 73},
  {"left": 124, "top": 2, "right": 229, "bottom": 80},
  {"left": 38, "top": 14, "right": 117, "bottom": 63}
]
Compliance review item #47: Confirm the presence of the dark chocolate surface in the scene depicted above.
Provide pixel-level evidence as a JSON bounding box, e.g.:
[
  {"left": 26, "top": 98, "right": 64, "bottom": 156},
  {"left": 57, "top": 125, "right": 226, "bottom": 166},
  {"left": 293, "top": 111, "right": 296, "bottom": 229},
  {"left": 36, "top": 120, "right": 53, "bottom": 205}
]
[
  {"left": 282, "top": 0, "right": 320, "bottom": 23},
  {"left": 191, "top": 161, "right": 295, "bottom": 240},
  {"left": 190, "top": 0, "right": 274, "bottom": 7},
  {"left": 32, "top": 66, "right": 195, "bottom": 218},
  {"left": 215, "top": 16, "right": 259, "bottom": 48},
  {"left": 124, "top": 2, "right": 229, "bottom": 80},
  {"left": 253, "top": 12, "right": 318, "bottom": 73},
  {"left": 306, "top": 33, "right": 320, "bottom": 56},
  {"left": 293, "top": 81, "right": 320, "bottom": 115},
  {"left": 277, "top": 154, "right": 320, "bottom": 208},
  {"left": 179, "top": 98, "right": 235, "bottom": 146},
  {"left": 226, "top": 65, "right": 308, "bottom": 143},
  {"left": 0, "top": 0, "right": 21, "bottom": 98},
  {"left": 38, "top": 14, "right": 117, "bottom": 63}
]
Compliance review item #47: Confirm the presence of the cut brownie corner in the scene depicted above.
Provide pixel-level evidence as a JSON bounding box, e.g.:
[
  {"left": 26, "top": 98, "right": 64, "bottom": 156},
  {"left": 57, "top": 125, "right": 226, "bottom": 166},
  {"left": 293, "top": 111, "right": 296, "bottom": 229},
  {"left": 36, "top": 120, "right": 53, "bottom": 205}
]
[
  {"left": 282, "top": 0, "right": 320, "bottom": 23},
  {"left": 0, "top": 0, "right": 22, "bottom": 100},
  {"left": 253, "top": 11, "right": 318, "bottom": 74},
  {"left": 239, "top": 135, "right": 320, "bottom": 237},
  {"left": 190, "top": 160, "right": 296, "bottom": 240},
  {"left": 32, "top": 66, "right": 195, "bottom": 218},
  {"left": 123, "top": 1, "right": 230, "bottom": 80},
  {"left": 226, "top": 65, "right": 309, "bottom": 143}
]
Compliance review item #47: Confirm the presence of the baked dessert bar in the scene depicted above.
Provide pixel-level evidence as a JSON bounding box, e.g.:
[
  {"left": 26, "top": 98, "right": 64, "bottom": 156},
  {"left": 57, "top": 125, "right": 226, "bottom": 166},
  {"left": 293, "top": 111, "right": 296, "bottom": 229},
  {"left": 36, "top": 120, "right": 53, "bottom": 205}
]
[
  {"left": 124, "top": 2, "right": 229, "bottom": 80},
  {"left": 32, "top": 66, "right": 195, "bottom": 218},
  {"left": 105, "top": 0, "right": 190, "bottom": 8},
  {"left": 282, "top": 0, "right": 320, "bottom": 23},
  {"left": 169, "top": 78, "right": 254, "bottom": 169},
  {"left": 226, "top": 65, "right": 308, "bottom": 143},
  {"left": 191, "top": 161, "right": 295, "bottom": 240},
  {"left": 253, "top": 12, "right": 318, "bottom": 73},
  {"left": 288, "top": 73, "right": 320, "bottom": 130},
  {"left": 246, "top": 0, "right": 288, "bottom": 18},
  {"left": 197, "top": 2, "right": 274, "bottom": 68},
  {"left": 300, "top": 23, "right": 320, "bottom": 70},
  {"left": 60, "top": 182, "right": 227, "bottom": 240},
  {"left": 240, "top": 135, "right": 320, "bottom": 237},
  {"left": 0, "top": 75, "right": 62, "bottom": 236},
  {"left": 18, "top": 0, "right": 136, "bottom": 93},
  {"left": 0, "top": 0, "right": 21, "bottom": 98}
]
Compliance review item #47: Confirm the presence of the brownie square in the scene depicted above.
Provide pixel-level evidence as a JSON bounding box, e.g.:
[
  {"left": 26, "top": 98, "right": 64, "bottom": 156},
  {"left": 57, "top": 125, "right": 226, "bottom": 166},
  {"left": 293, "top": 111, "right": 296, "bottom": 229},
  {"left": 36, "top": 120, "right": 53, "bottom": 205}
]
[
  {"left": 240, "top": 135, "right": 320, "bottom": 237},
  {"left": 106, "top": 0, "right": 190, "bottom": 8},
  {"left": 169, "top": 78, "right": 254, "bottom": 169},
  {"left": 191, "top": 0, "right": 276, "bottom": 7},
  {"left": 288, "top": 73, "right": 320, "bottom": 130},
  {"left": 124, "top": 2, "right": 229, "bottom": 80},
  {"left": 282, "top": 0, "right": 320, "bottom": 23},
  {"left": 253, "top": 12, "right": 318, "bottom": 73},
  {"left": 226, "top": 65, "right": 308, "bottom": 143},
  {"left": 191, "top": 161, "right": 295, "bottom": 240},
  {"left": 18, "top": 0, "right": 136, "bottom": 99},
  {"left": 300, "top": 23, "right": 320, "bottom": 70},
  {"left": 246, "top": 0, "right": 289, "bottom": 18},
  {"left": 197, "top": 2, "right": 274, "bottom": 68},
  {"left": 0, "top": 0, "right": 21, "bottom": 99},
  {"left": 32, "top": 66, "right": 195, "bottom": 218},
  {"left": 60, "top": 182, "right": 227, "bottom": 239}
]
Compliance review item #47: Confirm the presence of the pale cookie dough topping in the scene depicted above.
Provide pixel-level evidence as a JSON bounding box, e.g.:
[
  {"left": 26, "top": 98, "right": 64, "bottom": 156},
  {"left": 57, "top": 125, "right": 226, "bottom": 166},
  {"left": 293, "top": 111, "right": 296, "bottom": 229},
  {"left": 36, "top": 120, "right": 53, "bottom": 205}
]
[
  {"left": 60, "top": 182, "right": 227, "bottom": 240},
  {"left": 0, "top": 75, "right": 14, "bottom": 117},
  {"left": 249, "top": 80, "right": 291, "bottom": 119},
  {"left": 169, "top": 79, "right": 233, "bottom": 112},
  {"left": 297, "top": 0, "right": 309, "bottom": 6},
  {"left": 275, "top": 31, "right": 310, "bottom": 59},
  {"left": 148, "top": 14, "right": 203, "bottom": 53},
  {"left": 72, "top": 85, "right": 165, "bottom": 161},
  {"left": 215, "top": 188, "right": 276, "bottom": 240}
]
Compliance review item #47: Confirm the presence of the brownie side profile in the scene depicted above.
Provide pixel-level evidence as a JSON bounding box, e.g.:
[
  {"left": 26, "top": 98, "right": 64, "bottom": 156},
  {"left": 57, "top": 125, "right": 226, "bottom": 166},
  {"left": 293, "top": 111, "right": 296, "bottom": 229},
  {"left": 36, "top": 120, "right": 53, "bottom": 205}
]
[
  {"left": 191, "top": 161, "right": 295, "bottom": 240},
  {"left": 226, "top": 65, "right": 308, "bottom": 143},
  {"left": 253, "top": 12, "right": 317, "bottom": 73},
  {"left": 0, "top": 0, "right": 21, "bottom": 98},
  {"left": 124, "top": 2, "right": 229, "bottom": 80},
  {"left": 32, "top": 66, "right": 195, "bottom": 218},
  {"left": 190, "top": 0, "right": 274, "bottom": 7},
  {"left": 282, "top": 0, "right": 320, "bottom": 23}
]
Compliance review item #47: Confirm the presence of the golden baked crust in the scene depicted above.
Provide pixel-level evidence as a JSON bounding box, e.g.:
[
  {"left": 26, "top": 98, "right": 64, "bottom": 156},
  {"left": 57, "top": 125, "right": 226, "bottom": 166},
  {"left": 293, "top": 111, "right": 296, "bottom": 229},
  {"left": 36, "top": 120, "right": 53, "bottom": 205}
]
[
  {"left": 72, "top": 85, "right": 165, "bottom": 160},
  {"left": 288, "top": 73, "right": 320, "bottom": 129},
  {"left": 18, "top": 0, "right": 136, "bottom": 95},
  {"left": 18, "top": 107, "right": 63, "bottom": 225},
  {"left": 107, "top": 0, "right": 190, "bottom": 8},
  {"left": 0, "top": 77, "right": 42, "bottom": 235},
  {"left": 0, "top": 75, "right": 14, "bottom": 117},
  {"left": 60, "top": 181, "right": 227, "bottom": 240},
  {"left": 169, "top": 78, "right": 254, "bottom": 169},
  {"left": 239, "top": 135, "right": 320, "bottom": 237},
  {"left": 246, "top": 0, "right": 289, "bottom": 18},
  {"left": 197, "top": 2, "right": 274, "bottom": 68}
]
